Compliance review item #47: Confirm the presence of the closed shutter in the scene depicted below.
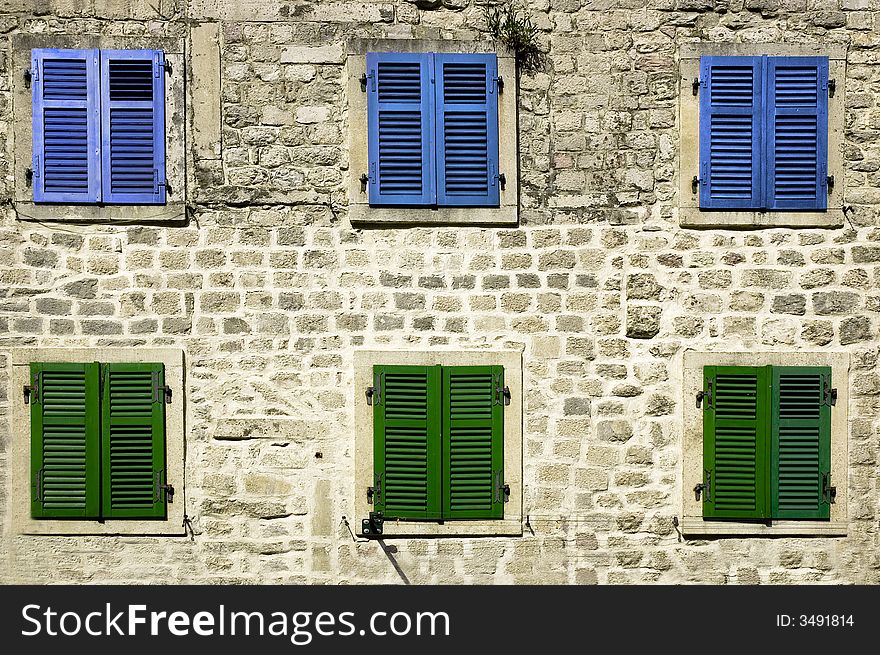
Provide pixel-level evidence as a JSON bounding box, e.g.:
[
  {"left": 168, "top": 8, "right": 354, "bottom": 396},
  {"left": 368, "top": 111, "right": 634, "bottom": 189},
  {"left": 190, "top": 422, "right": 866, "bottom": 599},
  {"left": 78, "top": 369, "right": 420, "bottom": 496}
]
[
  {"left": 101, "top": 363, "right": 167, "bottom": 518},
  {"left": 699, "top": 56, "right": 764, "bottom": 209},
  {"left": 766, "top": 57, "right": 828, "bottom": 211},
  {"left": 100, "top": 50, "right": 166, "bottom": 204},
  {"left": 435, "top": 54, "right": 500, "bottom": 207},
  {"left": 771, "top": 367, "right": 831, "bottom": 519},
  {"left": 31, "top": 49, "right": 101, "bottom": 203},
  {"left": 441, "top": 365, "right": 504, "bottom": 519},
  {"left": 30, "top": 362, "right": 101, "bottom": 518},
  {"left": 702, "top": 366, "right": 770, "bottom": 519},
  {"left": 366, "top": 53, "right": 435, "bottom": 206},
  {"left": 372, "top": 365, "right": 441, "bottom": 520}
]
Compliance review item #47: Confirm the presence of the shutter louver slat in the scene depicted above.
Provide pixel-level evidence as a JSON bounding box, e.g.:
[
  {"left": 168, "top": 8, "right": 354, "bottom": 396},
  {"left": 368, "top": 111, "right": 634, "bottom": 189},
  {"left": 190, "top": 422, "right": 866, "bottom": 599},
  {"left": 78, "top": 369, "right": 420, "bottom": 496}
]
[
  {"left": 699, "top": 56, "right": 763, "bottom": 209},
  {"left": 702, "top": 366, "right": 770, "bottom": 520},
  {"left": 367, "top": 53, "right": 434, "bottom": 206},
  {"left": 100, "top": 50, "right": 166, "bottom": 204},
  {"left": 767, "top": 57, "right": 828, "bottom": 210},
  {"left": 771, "top": 367, "right": 831, "bottom": 519},
  {"left": 102, "top": 363, "right": 167, "bottom": 519},
  {"left": 442, "top": 366, "right": 504, "bottom": 520},
  {"left": 30, "top": 362, "right": 101, "bottom": 518},
  {"left": 436, "top": 54, "right": 500, "bottom": 207},
  {"left": 373, "top": 365, "right": 441, "bottom": 520},
  {"left": 32, "top": 49, "right": 100, "bottom": 203}
]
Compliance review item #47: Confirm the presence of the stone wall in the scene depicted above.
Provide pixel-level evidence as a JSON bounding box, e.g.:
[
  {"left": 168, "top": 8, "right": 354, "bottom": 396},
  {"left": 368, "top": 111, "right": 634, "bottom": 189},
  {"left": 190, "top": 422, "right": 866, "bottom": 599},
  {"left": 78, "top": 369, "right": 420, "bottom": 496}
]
[{"left": 0, "top": 0, "right": 878, "bottom": 584}]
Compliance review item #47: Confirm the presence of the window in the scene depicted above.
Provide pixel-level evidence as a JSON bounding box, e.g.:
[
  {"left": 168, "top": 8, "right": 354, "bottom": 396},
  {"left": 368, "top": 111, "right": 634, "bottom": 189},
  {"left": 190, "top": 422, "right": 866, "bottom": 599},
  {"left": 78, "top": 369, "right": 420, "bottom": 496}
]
[
  {"left": 366, "top": 52, "right": 499, "bottom": 208},
  {"left": 679, "top": 44, "right": 845, "bottom": 228},
  {"left": 372, "top": 364, "right": 505, "bottom": 522},
  {"left": 681, "top": 351, "right": 848, "bottom": 537},
  {"left": 31, "top": 48, "right": 166, "bottom": 204},
  {"left": 11, "top": 348, "right": 185, "bottom": 535},
  {"left": 701, "top": 365, "right": 831, "bottom": 521},
  {"left": 346, "top": 40, "right": 518, "bottom": 226},
  {"left": 30, "top": 362, "right": 170, "bottom": 520},
  {"left": 354, "top": 350, "right": 522, "bottom": 537}
]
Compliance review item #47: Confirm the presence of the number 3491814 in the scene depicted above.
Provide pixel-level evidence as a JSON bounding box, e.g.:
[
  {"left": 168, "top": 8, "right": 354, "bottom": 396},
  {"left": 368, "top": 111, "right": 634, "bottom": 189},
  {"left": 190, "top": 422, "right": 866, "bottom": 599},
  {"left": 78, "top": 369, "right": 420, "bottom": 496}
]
[{"left": 777, "top": 615, "right": 854, "bottom": 627}]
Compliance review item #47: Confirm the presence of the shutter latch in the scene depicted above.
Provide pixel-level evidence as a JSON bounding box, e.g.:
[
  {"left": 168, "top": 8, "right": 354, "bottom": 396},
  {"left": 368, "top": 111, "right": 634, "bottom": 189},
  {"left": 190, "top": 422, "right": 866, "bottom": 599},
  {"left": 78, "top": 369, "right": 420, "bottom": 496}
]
[{"left": 362, "top": 511, "right": 384, "bottom": 537}]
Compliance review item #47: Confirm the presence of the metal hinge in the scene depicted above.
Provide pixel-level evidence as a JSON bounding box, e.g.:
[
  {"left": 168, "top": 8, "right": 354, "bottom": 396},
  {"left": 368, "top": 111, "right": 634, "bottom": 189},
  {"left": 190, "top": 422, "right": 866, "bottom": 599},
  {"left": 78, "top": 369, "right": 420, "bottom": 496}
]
[
  {"left": 360, "top": 173, "right": 369, "bottom": 194},
  {"left": 24, "top": 68, "right": 32, "bottom": 89},
  {"left": 693, "top": 482, "right": 705, "bottom": 501},
  {"left": 822, "top": 472, "right": 836, "bottom": 504},
  {"left": 696, "top": 385, "right": 712, "bottom": 409},
  {"left": 823, "top": 377, "right": 836, "bottom": 406},
  {"left": 494, "top": 75, "right": 503, "bottom": 93},
  {"left": 498, "top": 172, "right": 506, "bottom": 190},
  {"left": 691, "top": 176, "right": 699, "bottom": 194},
  {"left": 154, "top": 471, "right": 174, "bottom": 503},
  {"left": 829, "top": 78, "right": 836, "bottom": 98},
  {"left": 493, "top": 471, "right": 508, "bottom": 503},
  {"left": 361, "top": 71, "right": 374, "bottom": 93},
  {"left": 692, "top": 78, "right": 700, "bottom": 95},
  {"left": 826, "top": 175, "right": 835, "bottom": 193},
  {"left": 151, "top": 371, "right": 172, "bottom": 404},
  {"left": 367, "top": 486, "right": 374, "bottom": 505},
  {"left": 163, "top": 60, "right": 173, "bottom": 75},
  {"left": 24, "top": 371, "right": 40, "bottom": 404},
  {"left": 367, "top": 372, "right": 383, "bottom": 406},
  {"left": 25, "top": 168, "right": 33, "bottom": 188},
  {"left": 362, "top": 511, "right": 384, "bottom": 537},
  {"left": 34, "top": 469, "right": 44, "bottom": 502}
]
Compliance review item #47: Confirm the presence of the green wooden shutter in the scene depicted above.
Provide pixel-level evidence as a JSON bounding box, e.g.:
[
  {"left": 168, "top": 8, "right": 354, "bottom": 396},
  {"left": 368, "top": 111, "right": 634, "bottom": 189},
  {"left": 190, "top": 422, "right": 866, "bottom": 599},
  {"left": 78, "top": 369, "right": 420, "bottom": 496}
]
[
  {"left": 30, "top": 362, "right": 101, "bottom": 518},
  {"left": 372, "top": 365, "right": 441, "bottom": 520},
  {"left": 441, "top": 365, "right": 504, "bottom": 519},
  {"left": 771, "top": 366, "right": 831, "bottom": 519},
  {"left": 702, "top": 366, "right": 770, "bottom": 520},
  {"left": 101, "top": 362, "right": 167, "bottom": 518}
]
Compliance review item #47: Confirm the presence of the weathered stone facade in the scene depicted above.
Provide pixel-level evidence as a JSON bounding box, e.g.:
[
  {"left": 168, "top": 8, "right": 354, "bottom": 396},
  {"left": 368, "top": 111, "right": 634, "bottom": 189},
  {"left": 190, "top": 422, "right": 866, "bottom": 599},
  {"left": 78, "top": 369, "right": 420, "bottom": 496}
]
[{"left": 1, "top": 0, "right": 879, "bottom": 584}]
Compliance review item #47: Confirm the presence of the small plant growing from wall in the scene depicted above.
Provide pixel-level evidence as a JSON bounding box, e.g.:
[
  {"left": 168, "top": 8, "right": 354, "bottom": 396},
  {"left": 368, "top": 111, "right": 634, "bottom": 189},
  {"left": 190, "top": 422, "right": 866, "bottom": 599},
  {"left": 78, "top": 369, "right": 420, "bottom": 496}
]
[{"left": 483, "top": 1, "right": 544, "bottom": 72}]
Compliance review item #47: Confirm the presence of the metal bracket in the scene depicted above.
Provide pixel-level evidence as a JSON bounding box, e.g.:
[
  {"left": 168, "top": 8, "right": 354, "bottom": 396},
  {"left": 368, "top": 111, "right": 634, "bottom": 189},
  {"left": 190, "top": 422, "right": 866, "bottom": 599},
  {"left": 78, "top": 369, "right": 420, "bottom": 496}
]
[
  {"left": 360, "top": 173, "right": 369, "bottom": 193},
  {"left": 25, "top": 371, "right": 39, "bottom": 405},
  {"left": 823, "top": 377, "right": 836, "bottom": 407},
  {"left": 154, "top": 471, "right": 174, "bottom": 503},
  {"left": 692, "top": 78, "right": 699, "bottom": 95},
  {"left": 502, "top": 386, "right": 511, "bottom": 406},
  {"left": 822, "top": 473, "right": 836, "bottom": 504},
  {"left": 693, "top": 482, "right": 705, "bottom": 501},
  {"left": 23, "top": 384, "right": 33, "bottom": 404},
  {"left": 362, "top": 511, "right": 384, "bottom": 537},
  {"left": 161, "top": 483, "right": 175, "bottom": 503},
  {"left": 163, "top": 61, "right": 173, "bottom": 75},
  {"left": 696, "top": 389, "right": 712, "bottom": 408},
  {"left": 24, "top": 68, "right": 32, "bottom": 89},
  {"left": 494, "top": 75, "right": 504, "bottom": 93},
  {"left": 498, "top": 172, "right": 506, "bottom": 190},
  {"left": 367, "top": 486, "right": 374, "bottom": 505},
  {"left": 359, "top": 73, "right": 368, "bottom": 92},
  {"left": 503, "top": 484, "right": 510, "bottom": 503},
  {"left": 827, "top": 175, "right": 834, "bottom": 193},
  {"left": 25, "top": 168, "right": 33, "bottom": 188},
  {"left": 493, "top": 471, "right": 507, "bottom": 503},
  {"left": 830, "top": 388, "right": 837, "bottom": 406},
  {"left": 691, "top": 175, "right": 699, "bottom": 194},
  {"left": 151, "top": 371, "right": 172, "bottom": 404},
  {"left": 366, "top": 385, "right": 379, "bottom": 406},
  {"left": 829, "top": 78, "right": 836, "bottom": 98}
]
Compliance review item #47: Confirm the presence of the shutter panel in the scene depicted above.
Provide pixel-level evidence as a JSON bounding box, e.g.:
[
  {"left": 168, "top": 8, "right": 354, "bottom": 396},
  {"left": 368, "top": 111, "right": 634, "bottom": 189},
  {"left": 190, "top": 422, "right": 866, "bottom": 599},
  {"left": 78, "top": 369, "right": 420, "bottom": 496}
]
[
  {"left": 441, "top": 365, "right": 504, "bottom": 519},
  {"left": 766, "top": 57, "right": 828, "bottom": 211},
  {"left": 702, "top": 366, "right": 770, "bottom": 519},
  {"left": 31, "top": 49, "right": 100, "bottom": 203},
  {"left": 771, "top": 366, "right": 831, "bottom": 519},
  {"left": 100, "top": 50, "right": 166, "bottom": 204},
  {"left": 699, "top": 56, "right": 764, "bottom": 209},
  {"left": 366, "top": 52, "right": 435, "bottom": 206},
  {"left": 372, "top": 365, "right": 441, "bottom": 519},
  {"left": 30, "top": 362, "right": 101, "bottom": 518},
  {"left": 102, "top": 363, "right": 167, "bottom": 518},
  {"left": 435, "top": 54, "right": 500, "bottom": 207}
]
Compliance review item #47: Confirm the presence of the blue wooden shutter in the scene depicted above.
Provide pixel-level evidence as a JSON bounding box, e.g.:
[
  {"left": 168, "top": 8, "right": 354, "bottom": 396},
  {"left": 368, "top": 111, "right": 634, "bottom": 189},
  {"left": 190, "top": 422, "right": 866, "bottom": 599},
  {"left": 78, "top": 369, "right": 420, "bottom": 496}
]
[
  {"left": 100, "top": 50, "right": 166, "bottom": 204},
  {"left": 31, "top": 49, "right": 100, "bottom": 203},
  {"left": 366, "top": 52, "right": 434, "bottom": 206},
  {"left": 699, "top": 56, "right": 764, "bottom": 209},
  {"left": 766, "top": 57, "right": 828, "bottom": 211},
  {"left": 435, "top": 53, "right": 500, "bottom": 207}
]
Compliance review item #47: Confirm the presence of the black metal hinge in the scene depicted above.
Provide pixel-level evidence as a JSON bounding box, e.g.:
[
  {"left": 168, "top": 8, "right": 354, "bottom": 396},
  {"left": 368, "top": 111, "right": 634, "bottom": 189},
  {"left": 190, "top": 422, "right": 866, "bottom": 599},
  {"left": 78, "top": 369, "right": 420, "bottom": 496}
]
[
  {"left": 360, "top": 71, "right": 374, "bottom": 93},
  {"left": 24, "top": 68, "right": 32, "bottom": 89},
  {"left": 151, "top": 370, "right": 173, "bottom": 404},
  {"left": 362, "top": 511, "right": 384, "bottom": 537},
  {"left": 691, "top": 176, "right": 699, "bottom": 194},
  {"left": 822, "top": 472, "right": 836, "bottom": 504},
  {"left": 827, "top": 175, "right": 835, "bottom": 193},
  {"left": 696, "top": 388, "right": 712, "bottom": 408},
  {"left": 360, "top": 173, "right": 369, "bottom": 193},
  {"left": 829, "top": 79, "right": 836, "bottom": 98},
  {"left": 693, "top": 482, "right": 705, "bottom": 501},
  {"left": 163, "top": 61, "right": 173, "bottom": 75},
  {"left": 24, "top": 371, "right": 40, "bottom": 404},
  {"left": 692, "top": 78, "right": 700, "bottom": 96},
  {"left": 498, "top": 172, "right": 506, "bottom": 190},
  {"left": 25, "top": 168, "right": 33, "bottom": 188},
  {"left": 154, "top": 471, "right": 174, "bottom": 503},
  {"left": 367, "top": 486, "right": 374, "bottom": 505},
  {"left": 495, "top": 75, "right": 504, "bottom": 93}
]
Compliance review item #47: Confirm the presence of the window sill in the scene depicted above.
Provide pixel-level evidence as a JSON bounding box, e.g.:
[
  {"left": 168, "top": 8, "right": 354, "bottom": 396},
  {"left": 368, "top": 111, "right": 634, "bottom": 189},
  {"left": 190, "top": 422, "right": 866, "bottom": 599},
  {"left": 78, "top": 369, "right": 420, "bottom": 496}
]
[
  {"left": 348, "top": 204, "right": 518, "bottom": 227},
  {"left": 680, "top": 207, "right": 844, "bottom": 229},
  {"left": 681, "top": 517, "right": 847, "bottom": 537},
  {"left": 13, "top": 201, "right": 187, "bottom": 224},
  {"left": 360, "top": 519, "right": 523, "bottom": 538}
]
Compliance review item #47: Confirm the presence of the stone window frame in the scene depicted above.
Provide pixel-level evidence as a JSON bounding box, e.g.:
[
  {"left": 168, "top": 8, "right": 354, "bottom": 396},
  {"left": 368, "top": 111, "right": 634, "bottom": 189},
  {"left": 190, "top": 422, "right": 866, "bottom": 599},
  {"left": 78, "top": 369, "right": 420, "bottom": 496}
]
[
  {"left": 346, "top": 39, "right": 518, "bottom": 227},
  {"left": 681, "top": 350, "right": 849, "bottom": 537},
  {"left": 354, "top": 349, "right": 522, "bottom": 537},
  {"left": 679, "top": 43, "right": 846, "bottom": 229},
  {"left": 9, "top": 348, "right": 186, "bottom": 536},
  {"left": 11, "top": 34, "right": 186, "bottom": 223}
]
